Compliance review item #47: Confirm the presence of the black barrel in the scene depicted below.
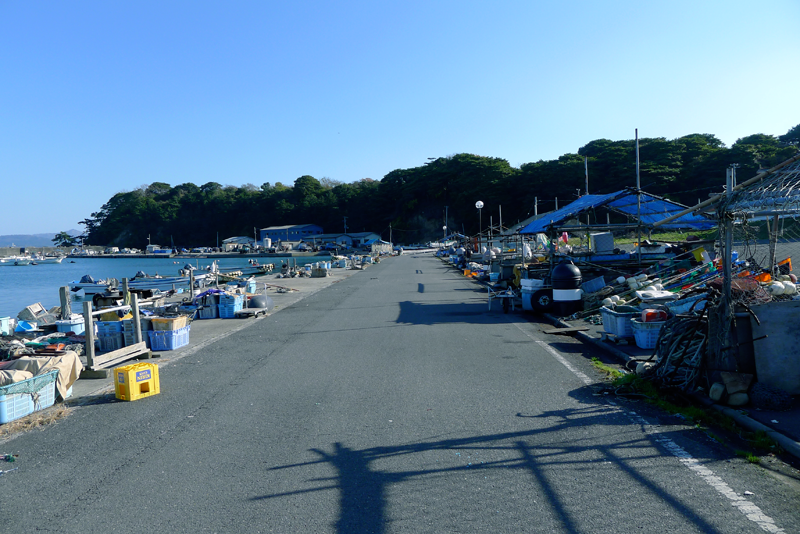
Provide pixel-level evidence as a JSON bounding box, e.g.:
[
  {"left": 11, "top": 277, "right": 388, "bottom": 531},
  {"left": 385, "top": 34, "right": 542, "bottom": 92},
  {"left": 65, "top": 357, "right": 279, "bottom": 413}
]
[{"left": 551, "top": 260, "right": 582, "bottom": 316}]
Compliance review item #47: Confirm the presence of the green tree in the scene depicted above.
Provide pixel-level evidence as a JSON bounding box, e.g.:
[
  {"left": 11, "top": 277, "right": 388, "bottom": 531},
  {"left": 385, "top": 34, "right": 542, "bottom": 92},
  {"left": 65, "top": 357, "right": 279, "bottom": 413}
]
[{"left": 52, "top": 231, "right": 78, "bottom": 247}]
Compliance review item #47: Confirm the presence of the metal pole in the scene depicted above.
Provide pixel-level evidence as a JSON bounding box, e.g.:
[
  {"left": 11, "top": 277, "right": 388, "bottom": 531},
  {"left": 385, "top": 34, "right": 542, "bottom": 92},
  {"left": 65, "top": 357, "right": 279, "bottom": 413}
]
[
  {"left": 585, "top": 157, "right": 589, "bottom": 195},
  {"left": 636, "top": 129, "right": 642, "bottom": 265}
]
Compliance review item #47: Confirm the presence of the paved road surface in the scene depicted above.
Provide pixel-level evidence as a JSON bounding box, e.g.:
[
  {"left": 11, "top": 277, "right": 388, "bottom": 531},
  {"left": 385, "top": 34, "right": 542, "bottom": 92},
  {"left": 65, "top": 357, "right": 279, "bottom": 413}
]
[{"left": 3, "top": 254, "right": 799, "bottom": 533}]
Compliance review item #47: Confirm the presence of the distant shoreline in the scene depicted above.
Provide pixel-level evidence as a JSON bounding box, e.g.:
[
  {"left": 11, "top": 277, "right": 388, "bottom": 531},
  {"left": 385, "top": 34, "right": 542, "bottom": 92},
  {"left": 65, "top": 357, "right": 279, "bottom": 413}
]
[{"left": 67, "top": 251, "right": 336, "bottom": 260}]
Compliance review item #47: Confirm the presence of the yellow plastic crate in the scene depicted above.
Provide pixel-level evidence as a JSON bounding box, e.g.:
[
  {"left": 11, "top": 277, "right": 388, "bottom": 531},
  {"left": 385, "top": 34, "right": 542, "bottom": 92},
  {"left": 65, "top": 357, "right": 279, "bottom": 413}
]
[
  {"left": 151, "top": 316, "right": 188, "bottom": 331},
  {"left": 114, "top": 362, "right": 160, "bottom": 401}
]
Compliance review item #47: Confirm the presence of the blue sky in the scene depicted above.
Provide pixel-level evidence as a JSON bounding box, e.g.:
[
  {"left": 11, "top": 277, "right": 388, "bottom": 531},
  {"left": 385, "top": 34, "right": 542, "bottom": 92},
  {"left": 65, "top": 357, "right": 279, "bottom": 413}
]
[{"left": 2, "top": 1, "right": 799, "bottom": 235}]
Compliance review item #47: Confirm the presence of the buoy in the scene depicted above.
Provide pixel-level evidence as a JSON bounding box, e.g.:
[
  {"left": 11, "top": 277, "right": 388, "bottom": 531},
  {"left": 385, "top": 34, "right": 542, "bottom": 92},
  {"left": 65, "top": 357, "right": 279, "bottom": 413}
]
[{"left": 767, "top": 282, "right": 785, "bottom": 295}]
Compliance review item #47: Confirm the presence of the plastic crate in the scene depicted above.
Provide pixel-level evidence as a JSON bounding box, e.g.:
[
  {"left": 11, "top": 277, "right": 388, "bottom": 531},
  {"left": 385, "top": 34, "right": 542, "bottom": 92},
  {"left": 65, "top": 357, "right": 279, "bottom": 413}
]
[
  {"left": 0, "top": 370, "right": 58, "bottom": 424},
  {"left": 599, "top": 306, "right": 637, "bottom": 338},
  {"left": 198, "top": 305, "right": 218, "bottom": 319},
  {"left": 581, "top": 276, "right": 607, "bottom": 294},
  {"left": 219, "top": 296, "right": 244, "bottom": 319},
  {"left": 97, "top": 332, "right": 124, "bottom": 352},
  {"left": 114, "top": 362, "right": 160, "bottom": 401},
  {"left": 148, "top": 325, "right": 191, "bottom": 351},
  {"left": 1, "top": 316, "right": 11, "bottom": 336},
  {"left": 151, "top": 316, "right": 188, "bottom": 331},
  {"left": 123, "top": 331, "right": 149, "bottom": 348},
  {"left": 96, "top": 321, "right": 123, "bottom": 334},
  {"left": 220, "top": 294, "right": 244, "bottom": 305},
  {"left": 631, "top": 319, "right": 665, "bottom": 349}
]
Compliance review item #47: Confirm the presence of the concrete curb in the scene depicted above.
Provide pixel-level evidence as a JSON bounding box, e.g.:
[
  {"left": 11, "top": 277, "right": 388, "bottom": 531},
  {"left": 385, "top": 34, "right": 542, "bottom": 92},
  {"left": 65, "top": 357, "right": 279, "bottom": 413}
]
[{"left": 543, "top": 313, "right": 800, "bottom": 463}]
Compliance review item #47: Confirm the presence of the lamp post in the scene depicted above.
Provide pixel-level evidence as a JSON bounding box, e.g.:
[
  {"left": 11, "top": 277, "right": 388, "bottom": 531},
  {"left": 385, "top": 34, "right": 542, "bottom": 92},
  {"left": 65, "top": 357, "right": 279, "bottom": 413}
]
[
  {"left": 475, "top": 200, "right": 484, "bottom": 251},
  {"left": 442, "top": 225, "right": 447, "bottom": 247}
]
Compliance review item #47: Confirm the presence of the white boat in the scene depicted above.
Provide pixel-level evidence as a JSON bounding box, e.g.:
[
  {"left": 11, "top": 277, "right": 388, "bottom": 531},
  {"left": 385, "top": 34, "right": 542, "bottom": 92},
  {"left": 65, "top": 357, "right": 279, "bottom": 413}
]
[
  {"left": 0, "top": 256, "right": 33, "bottom": 266},
  {"left": 31, "top": 253, "right": 65, "bottom": 264}
]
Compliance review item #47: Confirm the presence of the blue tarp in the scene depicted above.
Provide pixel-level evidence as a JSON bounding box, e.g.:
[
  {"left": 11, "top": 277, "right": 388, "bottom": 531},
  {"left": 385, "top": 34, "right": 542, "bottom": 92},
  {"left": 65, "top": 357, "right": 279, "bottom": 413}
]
[{"left": 518, "top": 189, "right": 715, "bottom": 234}]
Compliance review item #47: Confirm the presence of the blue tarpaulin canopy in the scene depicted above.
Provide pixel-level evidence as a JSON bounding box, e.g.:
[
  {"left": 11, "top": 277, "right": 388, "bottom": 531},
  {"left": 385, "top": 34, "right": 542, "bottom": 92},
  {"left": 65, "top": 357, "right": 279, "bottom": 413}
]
[{"left": 518, "top": 188, "right": 716, "bottom": 234}]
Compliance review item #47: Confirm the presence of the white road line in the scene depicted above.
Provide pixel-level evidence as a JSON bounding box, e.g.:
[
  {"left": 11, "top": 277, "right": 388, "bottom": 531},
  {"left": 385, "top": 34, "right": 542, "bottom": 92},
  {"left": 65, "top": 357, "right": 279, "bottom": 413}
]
[{"left": 512, "top": 321, "right": 785, "bottom": 534}]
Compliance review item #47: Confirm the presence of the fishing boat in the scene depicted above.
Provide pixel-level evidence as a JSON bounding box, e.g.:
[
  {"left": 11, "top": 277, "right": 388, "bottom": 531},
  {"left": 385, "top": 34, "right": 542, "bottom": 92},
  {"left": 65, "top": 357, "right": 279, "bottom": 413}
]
[
  {"left": 0, "top": 256, "right": 32, "bottom": 266},
  {"left": 31, "top": 253, "right": 65, "bottom": 264},
  {"left": 69, "top": 271, "right": 213, "bottom": 295}
]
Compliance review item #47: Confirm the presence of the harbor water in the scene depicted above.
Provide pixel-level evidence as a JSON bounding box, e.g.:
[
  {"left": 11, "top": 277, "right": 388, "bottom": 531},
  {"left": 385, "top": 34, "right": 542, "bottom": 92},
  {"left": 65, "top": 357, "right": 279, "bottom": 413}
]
[{"left": 0, "top": 256, "right": 325, "bottom": 319}]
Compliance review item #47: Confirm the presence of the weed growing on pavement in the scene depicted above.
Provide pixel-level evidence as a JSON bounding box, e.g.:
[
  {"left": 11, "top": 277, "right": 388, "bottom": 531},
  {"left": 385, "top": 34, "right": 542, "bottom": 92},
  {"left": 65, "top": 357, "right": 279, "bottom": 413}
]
[{"left": 736, "top": 450, "right": 762, "bottom": 464}]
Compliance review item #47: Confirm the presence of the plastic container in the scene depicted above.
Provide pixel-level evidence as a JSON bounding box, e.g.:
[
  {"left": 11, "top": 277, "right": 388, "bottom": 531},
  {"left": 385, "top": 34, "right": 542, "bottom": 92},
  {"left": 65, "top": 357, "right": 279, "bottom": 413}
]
[
  {"left": 600, "top": 306, "right": 637, "bottom": 338},
  {"left": 148, "top": 325, "right": 191, "bottom": 351},
  {"left": 641, "top": 309, "right": 668, "bottom": 322},
  {"left": 198, "top": 305, "right": 219, "bottom": 319},
  {"left": 631, "top": 319, "right": 665, "bottom": 349},
  {"left": 489, "top": 272, "right": 500, "bottom": 282},
  {"left": 56, "top": 318, "right": 85, "bottom": 335},
  {"left": 114, "top": 362, "right": 160, "bottom": 401},
  {"left": 97, "top": 332, "right": 124, "bottom": 352},
  {"left": 96, "top": 321, "right": 123, "bottom": 334},
  {"left": 0, "top": 316, "right": 10, "bottom": 336},
  {"left": 0, "top": 370, "right": 58, "bottom": 424},
  {"left": 581, "top": 276, "right": 606, "bottom": 294}
]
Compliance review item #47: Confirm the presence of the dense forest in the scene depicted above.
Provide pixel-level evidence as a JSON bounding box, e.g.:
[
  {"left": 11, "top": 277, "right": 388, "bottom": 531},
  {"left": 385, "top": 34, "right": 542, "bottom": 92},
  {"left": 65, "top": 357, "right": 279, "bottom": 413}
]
[{"left": 64, "top": 125, "right": 799, "bottom": 248}]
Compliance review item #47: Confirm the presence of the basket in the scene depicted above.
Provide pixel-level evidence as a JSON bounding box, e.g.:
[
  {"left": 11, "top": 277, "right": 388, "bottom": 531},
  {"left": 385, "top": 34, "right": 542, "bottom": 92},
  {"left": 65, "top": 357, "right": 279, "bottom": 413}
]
[
  {"left": 0, "top": 370, "right": 58, "bottom": 424},
  {"left": 148, "top": 325, "right": 191, "bottom": 351},
  {"left": 631, "top": 319, "right": 665, "bottom": 349},
  {"left": 599, "top": 306, "right": 637, "bottom": 338}
]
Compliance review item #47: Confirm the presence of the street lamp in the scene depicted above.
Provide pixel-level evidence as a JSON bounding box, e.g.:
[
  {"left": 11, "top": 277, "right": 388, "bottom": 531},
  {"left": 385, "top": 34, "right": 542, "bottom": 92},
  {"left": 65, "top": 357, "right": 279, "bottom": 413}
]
[
  {"left": 475, "top": 201, "right": 484, "bottom": 251},
  {"left": 442, "top": 225, "right": 447, "bottom": 246}
]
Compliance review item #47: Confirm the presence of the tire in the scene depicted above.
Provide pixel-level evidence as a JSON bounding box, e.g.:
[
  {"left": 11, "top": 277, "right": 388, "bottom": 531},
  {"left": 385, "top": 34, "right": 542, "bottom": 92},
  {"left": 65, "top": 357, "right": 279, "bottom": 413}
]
[
  {"left": 503, "top": 297, "right": 510, "bottom": 314},
  {"left": 531, "top": 288, "right": 553, "bottom": 312}
]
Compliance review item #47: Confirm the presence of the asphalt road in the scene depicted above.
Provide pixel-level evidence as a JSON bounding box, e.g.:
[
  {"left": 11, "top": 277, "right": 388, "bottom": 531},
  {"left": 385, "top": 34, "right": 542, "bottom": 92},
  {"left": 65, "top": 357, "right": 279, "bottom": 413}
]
[{"left": 3, "top": 254, "right": 800, "bottom": 533}]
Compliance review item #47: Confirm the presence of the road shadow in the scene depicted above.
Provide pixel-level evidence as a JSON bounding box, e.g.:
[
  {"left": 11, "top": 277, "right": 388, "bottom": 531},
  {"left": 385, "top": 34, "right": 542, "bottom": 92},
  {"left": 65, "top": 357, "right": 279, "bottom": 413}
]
[
  {"left": 395, "top": 300, "right": 506, "bottom": 325},
  {"left": 252, "top": 386, "right": 731, "bottom": 534}
]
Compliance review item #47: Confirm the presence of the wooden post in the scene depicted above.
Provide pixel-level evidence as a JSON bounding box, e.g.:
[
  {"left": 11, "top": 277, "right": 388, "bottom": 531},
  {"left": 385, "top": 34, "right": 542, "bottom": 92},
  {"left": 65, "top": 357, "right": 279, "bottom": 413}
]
[
  {"left": 189, "top": 270, "right": 195, "bottom": 299},
  {"left": 83, "top": 300, "right": 96, "bottom": 370},
  {"left": 59, "top": 286, "right": 72, "bottom": 319},
  {"left": 131, "top": 293, "right": 142, "bottom": 345}
]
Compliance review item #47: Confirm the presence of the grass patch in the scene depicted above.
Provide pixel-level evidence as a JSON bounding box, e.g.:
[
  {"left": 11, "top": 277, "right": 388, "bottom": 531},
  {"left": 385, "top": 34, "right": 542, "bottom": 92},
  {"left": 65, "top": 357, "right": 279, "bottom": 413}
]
[
  {"left": 608, "top": 372, "right": 784, "bottom": 461},
  {"left": 0, "top": 405, "right": 72, "bottom": 440},
  {"left": 736, "top": 450, "right": 762, "bottom": 464},
  {"left": 590, "top": 357, "right": 625, "bottom": 379}
]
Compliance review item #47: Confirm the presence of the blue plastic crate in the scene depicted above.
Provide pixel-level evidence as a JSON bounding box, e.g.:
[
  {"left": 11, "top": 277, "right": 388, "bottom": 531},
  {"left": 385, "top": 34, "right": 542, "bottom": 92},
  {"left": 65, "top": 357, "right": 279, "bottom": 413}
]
[
  {"left": 0, "top": 370, "right": 58, "bottom": 424},
  {"left": 148, "top": 325, "right": 191, "bottom": 351},
  {"left": 97, "top": 332, "right": 124, "bottom": 352},
  {"left": 96, "top": 321, "right": 123, "bottom": 334},
  {"left": 220, "top": 294, "right": 244, "bottom": 305}
]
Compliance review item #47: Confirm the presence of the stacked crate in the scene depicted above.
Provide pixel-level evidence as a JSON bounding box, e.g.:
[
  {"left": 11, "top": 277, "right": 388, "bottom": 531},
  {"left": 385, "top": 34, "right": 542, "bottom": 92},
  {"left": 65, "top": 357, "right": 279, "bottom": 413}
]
[
  {"left": 95, "top": 321, "right": 124, "bottom": 352},
  {"left": 147, "top": 316, "right": 191, "bottom": 351},
  {"left": 219, "top": 294, "right": 244, "bottom": 319},
  {"left": 122, "top": 318, "right": 151, "bottom": 348}
]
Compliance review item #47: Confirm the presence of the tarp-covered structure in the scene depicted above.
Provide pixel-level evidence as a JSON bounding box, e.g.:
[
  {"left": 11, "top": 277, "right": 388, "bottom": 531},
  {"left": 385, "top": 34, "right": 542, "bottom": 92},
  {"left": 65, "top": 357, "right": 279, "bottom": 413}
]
[{"left": 518, "top": 188, "right": 716, "bottom": 235}]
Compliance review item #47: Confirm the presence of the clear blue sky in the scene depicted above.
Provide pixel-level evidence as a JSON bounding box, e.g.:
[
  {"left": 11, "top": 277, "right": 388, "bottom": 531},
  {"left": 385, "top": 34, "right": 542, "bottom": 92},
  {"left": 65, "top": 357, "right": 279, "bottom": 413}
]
[{"left": 2, "top": 1, "right": 799, "bottom": 235}]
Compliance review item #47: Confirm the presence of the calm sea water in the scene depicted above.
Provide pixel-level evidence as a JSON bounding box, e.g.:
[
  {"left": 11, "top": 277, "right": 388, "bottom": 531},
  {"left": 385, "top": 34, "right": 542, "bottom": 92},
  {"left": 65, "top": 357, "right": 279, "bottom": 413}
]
[{"left": 0, "top": 256, "right": 324, "bottom": 319}]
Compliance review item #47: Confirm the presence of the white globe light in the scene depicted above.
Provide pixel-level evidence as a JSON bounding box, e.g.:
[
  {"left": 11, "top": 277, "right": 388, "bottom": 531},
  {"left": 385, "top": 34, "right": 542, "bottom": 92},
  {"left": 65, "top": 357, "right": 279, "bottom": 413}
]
[
  {"left": 442, "top": 225, "right": 447, "bottom": 230},
  {"left": 475, "top": 201, "right": 484, "bottom": 209}
]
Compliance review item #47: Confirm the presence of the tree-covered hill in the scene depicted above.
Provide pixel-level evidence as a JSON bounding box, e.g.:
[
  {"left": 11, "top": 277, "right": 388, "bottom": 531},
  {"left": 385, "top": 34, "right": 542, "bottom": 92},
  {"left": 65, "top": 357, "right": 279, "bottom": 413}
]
[{"left": 75, "top": 126, "right": 799, "bottom": 248}]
